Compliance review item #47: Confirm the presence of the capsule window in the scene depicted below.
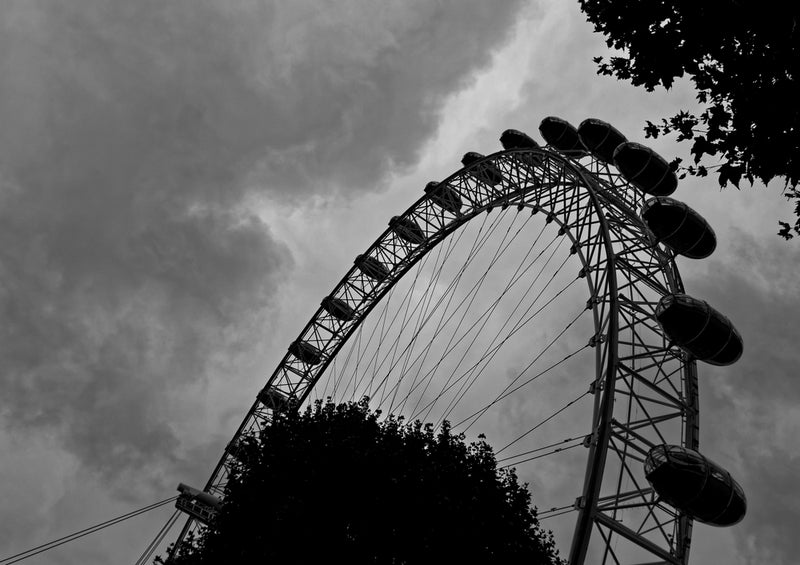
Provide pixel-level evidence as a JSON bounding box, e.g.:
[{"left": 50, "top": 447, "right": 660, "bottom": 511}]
[
  {"left": 685, "top": 313, "right": 732, "bottom": 358},
  {"left": 645, "top": 448, "right": 668, "bottom": 474},
  {"left": 634, "top": 157, "right": 671, "bottom": 192},
  {"left": 683, "top": 228, "right": 717, "bottom": 259},
  {"left": 712, "top": 468, "right": 727, "bottom": 482},
  {"left": 689, "top": 475, "right": 732, "bottom": 522},
  {"left": 644, "top": 203, "right": 688, "bottom": 240},
  {"left": 657, "top": 302, "right": 710, "bottom": 344},
  {"left": 665, "top": 446, "right": 707, "bottom": 478},
  {"left": 714, "top": 493, "right": 747, "bottom": 526},
  {"left": 709, "top": 326, "right": 744, "bottom": 365}
]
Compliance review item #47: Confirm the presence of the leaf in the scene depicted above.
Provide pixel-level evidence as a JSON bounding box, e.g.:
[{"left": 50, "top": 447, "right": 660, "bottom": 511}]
[
  {"left": 778, "top": 221, "right": 794, "bottom": 240},
  {"left": 691, "top": 137, "right": 708, "bottom": 164},
  {"left": 718, "top": 164, "right": 729, "bottom": 187},
  {"left": 707, "top": 104, "right": 730, "bottom": 131},
  {"left": 580, "top": 0, "right": 800, "bottom": 239},
  {"left": 644, "top": 121, "right": 660, "bottom": 139},
  {"left": 718, "top": 163, "right": 743, "bottom": 189}
]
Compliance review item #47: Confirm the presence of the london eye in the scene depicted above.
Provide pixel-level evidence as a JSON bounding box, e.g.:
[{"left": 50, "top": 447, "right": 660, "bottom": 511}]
[{"left": 152, "top": 116, "right": 746, "bottom": 565}]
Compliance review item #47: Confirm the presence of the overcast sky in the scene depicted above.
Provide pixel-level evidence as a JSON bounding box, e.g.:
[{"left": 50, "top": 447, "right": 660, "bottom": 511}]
[{"left": 1, "top": 1, "right": 797, "bottom": 564}]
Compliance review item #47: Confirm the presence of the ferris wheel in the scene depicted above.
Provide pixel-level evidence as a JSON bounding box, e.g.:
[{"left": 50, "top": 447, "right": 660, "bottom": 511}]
[{"left": 156, "top": 116, "right": 747, "bottom": 565}]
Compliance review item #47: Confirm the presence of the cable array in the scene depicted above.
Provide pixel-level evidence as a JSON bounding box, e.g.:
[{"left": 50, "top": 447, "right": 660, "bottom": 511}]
[
  {"left": 134, "top": 509, "right": 182, "bottom": 565},
  {"left": 0, "top": 496, "right": 177, "bottom": 565}
]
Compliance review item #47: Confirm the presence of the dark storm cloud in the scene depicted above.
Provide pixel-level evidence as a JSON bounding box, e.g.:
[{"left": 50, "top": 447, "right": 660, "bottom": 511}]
[
  {"left": 0, "top": 0, "right": 527, "bottom": 493},
  {"left": 685, "top": 230, "right": 800, "bottom": 565}
]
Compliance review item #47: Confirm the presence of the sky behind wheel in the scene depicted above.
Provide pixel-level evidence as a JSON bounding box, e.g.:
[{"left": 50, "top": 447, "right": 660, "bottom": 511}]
[{"left": 0, "top": 1, "right": 797, "bottom": 564}]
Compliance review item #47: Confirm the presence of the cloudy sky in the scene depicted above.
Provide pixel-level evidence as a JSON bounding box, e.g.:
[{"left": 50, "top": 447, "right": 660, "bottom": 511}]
[{"left": 0, "top": 1, "right": 797, "bottom": 564}]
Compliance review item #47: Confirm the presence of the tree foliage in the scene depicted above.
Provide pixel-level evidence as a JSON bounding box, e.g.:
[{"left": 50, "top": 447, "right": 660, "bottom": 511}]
[
  {"left": 160, "top": 398, "right": 563, "bottom": 564},
  {"left": 579, "top": 1, "right": 800, "bottom": 238}
]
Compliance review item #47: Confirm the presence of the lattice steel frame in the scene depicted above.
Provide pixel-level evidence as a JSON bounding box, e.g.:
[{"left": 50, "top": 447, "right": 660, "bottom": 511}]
[{"left": 167, "top": 147, "right": 699, "bottom": 565}]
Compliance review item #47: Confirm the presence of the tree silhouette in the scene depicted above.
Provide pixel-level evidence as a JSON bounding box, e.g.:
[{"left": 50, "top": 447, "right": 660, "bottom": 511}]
[
  {"left": 579, "top": 1, "right": 800, "bottom": 238},
  {"left": 160, "top": 398, "right": 563, "bottom": 564}
]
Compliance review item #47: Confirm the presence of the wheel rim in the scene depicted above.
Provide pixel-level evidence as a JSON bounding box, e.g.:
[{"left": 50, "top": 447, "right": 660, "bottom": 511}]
[{"left": 170, "top": 147, "right": 698, "bottom": 565}]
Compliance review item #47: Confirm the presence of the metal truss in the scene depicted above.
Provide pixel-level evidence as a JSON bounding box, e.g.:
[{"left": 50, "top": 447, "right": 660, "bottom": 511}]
[{"left": 166, "top": 147, "right": 699, "bottom": 565}]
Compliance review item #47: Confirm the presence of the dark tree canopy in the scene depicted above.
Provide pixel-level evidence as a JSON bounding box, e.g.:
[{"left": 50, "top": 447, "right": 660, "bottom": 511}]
[
  {"left": 161, "top": 398, "right": 563, "bottom": 564},
  {"left": 579, "top": 1, "right": 800, "bottom": 238}
]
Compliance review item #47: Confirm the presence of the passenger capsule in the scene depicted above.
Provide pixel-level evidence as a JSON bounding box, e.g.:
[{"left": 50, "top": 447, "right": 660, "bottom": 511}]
[
  {"left": 462, "top": 152, "right": 504, "bottom": 186},
  {"left": 539, "top": 116, "right": 587, "bottom": 155},
  {"left": 321, "top": 295, "right": 356, "bottom": 321},
  {"left": 178, "top": 483, "right": 223, "bottom": 509},
  {"left": 655, "top": 294, "right": 743, "bottom": 365},
  {"left": 355, "top": 254, "right": 390, "bottom": 282},
  {"left": 578, "top": 118, "right": 627, "bottom": 163},
  {"left": 424, "top": 181, "right": 463, "bottom": 214},
  {"left": 500, "top": 129, "right": 540, "bottom": 150},
  {"left": 257, "top": 386, "right": 293, "bottom": 411},
  {"left": 641, "top": 197, "right": 716, "bottom": 258},
  {"left": 613, "top": 141, "right": 678, "bottom": 196},
  {"left": 176, "top": 483, "right": 223, "bottom": 524},
  {"left": 288, "top": 340, "right": 323, "bottom": 365},
  {"left": 645, "top": 445, "right": 746, "bottom": 527},
  {"left": 389, "top": 216, "right": 426, "bottom": 245},
  {"left": 500, "top": 129, "right": 544, "bottom": 167}
]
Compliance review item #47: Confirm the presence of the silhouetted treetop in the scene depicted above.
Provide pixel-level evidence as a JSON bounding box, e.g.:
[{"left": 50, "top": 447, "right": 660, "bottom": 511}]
[
  {"left": 579, "top": 1, "right": 800, "bottom": 238},
  {"left": 160, "top": 398, "right": 563, "bottom": 564}
]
